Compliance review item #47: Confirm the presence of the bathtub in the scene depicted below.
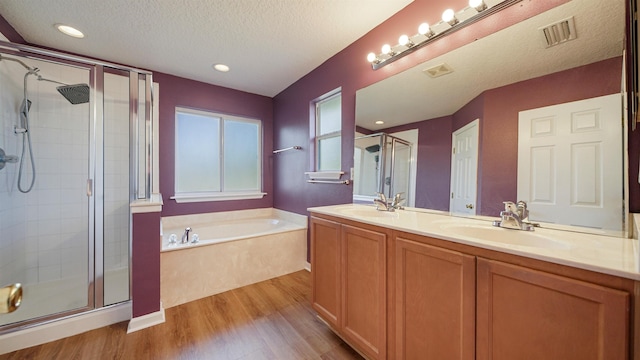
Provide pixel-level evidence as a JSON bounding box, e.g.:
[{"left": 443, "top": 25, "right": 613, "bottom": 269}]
[
  {"left": 160, "top": 208, "right": 307, "bottom": 308},
  {"left": 162, "top": 217, "right": 303, "bottom": 251}
]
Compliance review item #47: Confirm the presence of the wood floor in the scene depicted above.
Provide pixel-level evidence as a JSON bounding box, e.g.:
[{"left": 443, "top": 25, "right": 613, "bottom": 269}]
[{"left": 2, "top": 270, "right": 363, "bottom": 360}]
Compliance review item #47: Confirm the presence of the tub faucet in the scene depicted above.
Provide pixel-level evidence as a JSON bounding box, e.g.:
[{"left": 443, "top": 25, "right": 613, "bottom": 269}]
[{"left": 181, "top": 227, "right": 191, "bottom": 244}]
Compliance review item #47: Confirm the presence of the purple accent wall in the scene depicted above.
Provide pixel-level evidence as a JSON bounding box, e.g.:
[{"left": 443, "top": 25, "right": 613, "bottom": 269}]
[
  {"left": 480, "top": 56, "right": 622, "bottom": 216},
  {"left": 273, "top": 0, "right": 569, "bottom": 215},
  {"left": 380, "top": 116, "right": 453, "bottom": 210},
  {"left": 355, "top": 125, "right": 375, "bottom": 135},
  {"left": 154, "top": 72, "right": 274, "bottom": 217},
  {"left": 131, "top": 212, "right": 161, "bottom": 317},
  {"left": 631, "top": 123, "right": 640, "bottom": 212},
  {"left": 0, "top": 14, "right": 25, "bottom": 43}
]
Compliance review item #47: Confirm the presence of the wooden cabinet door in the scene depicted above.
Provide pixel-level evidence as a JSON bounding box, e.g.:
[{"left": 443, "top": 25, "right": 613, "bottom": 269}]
[
  {"left": 310, "top": 216, "right": 341, "bottom": 328},
  {"left": 341, "top": 224, "right": 387, "bottom": 360},
  {"left": 395, "top": 237, "right": 476, "bottom": 360},
  {"left": 477, "top": 258, "right": 629, "bottom": 360}
]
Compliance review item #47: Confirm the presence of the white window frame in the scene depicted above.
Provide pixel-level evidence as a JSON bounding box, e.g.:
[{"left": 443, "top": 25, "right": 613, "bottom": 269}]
[
  {"left": 314, "top": 90, "right": 342, "bottom": 172},
  {"left": 171, "top": 107, "right": 265, "bottom": 203}
]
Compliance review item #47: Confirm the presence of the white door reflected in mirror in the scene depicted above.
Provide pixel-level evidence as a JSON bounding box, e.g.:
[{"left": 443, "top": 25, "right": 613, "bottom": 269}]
[
  {"left": 450, "top": 119, "right": 479, "bottom": 216},
  {"left": 517, "top": 94, "right": 623, "bottom": 232}
]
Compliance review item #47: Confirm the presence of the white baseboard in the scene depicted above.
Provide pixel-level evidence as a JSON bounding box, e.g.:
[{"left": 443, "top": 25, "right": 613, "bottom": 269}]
[
  {"left": 304, "top": 261, "right": 311, "bottom": 272},
  {"left": 0, "top": 302, "right": 131, "bottom": 355},
  {"left": 127, "top": 303, "right": 165, "bottom": 333}
]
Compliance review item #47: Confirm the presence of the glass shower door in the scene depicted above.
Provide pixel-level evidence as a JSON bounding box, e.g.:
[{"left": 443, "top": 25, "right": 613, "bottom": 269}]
[
  {"left": 0, "top": 55, "right": 93, "bottom": 327},
  {"left": 389, "top": 138, "right": 411, "bottom": 202}
]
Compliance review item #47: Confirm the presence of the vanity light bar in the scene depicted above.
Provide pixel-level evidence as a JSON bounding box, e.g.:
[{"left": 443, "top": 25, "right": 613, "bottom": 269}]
[{"left": 367, "top": 0, "right": 522, "bottom": 70}]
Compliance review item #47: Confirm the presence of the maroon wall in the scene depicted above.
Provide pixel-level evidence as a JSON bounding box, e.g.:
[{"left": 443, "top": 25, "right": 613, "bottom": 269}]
[
  {"left": 131, "top": 212, "right": 161, "bottom": 317},
  {"left": 0, "top": 14, "right": 24, "bottom": 43},
  {"left": 272, "top": 0, "right": 569, "bottom": 215},
  {"left": 379, "top": 116, "right": 453, "bottom": 210},
  {"left": 480, "top": 56, "right": 623, "bottom": 216},
  {"left": 154, "top": 72, "right": 274, "bottom": 217}
]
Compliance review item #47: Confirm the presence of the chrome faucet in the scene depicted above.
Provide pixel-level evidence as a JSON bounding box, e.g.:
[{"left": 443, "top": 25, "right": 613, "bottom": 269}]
[
  {"left": 181, "top": 227, "right": 191, "bottom": 244},
  {"left": 492, "top": 201, "right": 536, "bottom": 231},
  {"left": 373, "top": 192, "right": 405, "bottom": 212},
  {"left": 373, "top": 193, "right": 389, "bottom": 211}
]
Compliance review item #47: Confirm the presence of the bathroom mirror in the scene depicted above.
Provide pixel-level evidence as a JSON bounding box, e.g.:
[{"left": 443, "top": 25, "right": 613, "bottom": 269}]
[{"left": 354, "top": 0, "right": 628, "bottom": 235}]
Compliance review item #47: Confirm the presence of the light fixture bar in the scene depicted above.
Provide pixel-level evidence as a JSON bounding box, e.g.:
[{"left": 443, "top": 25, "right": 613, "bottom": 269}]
[{"left": 370, "top": 0, "right": 522, "bottom": 70}]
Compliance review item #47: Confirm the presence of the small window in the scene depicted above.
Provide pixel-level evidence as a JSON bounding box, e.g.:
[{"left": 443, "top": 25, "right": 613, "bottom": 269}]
[
  {"left": 172, "top": 107, "right": 264, "bottom": 203},
  {"left": 315, "top": 91, "right": 342, "bottom": 171}
]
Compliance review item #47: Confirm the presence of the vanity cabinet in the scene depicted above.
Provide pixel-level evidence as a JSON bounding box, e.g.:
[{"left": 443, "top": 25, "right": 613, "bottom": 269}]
[
  {"left": 310, "top": 212, "right": 636, "bottom": 360},
  {"left": 395, "top": 237, "right": 476, "bottom": 360},
  {"left": 476, "top": 258, "right": 629, "bottom": 360},
  {"left": 310, "top": 216, "right": 388, "bottom": 360}
]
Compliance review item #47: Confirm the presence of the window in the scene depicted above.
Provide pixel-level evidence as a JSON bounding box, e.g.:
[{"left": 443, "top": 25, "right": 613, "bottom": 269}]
[
  {"left": 314, "top": 91, "right": 342, "bottom": 171},
  {"left": 172, "top": 107, "right": 264, "bottom": 203}
]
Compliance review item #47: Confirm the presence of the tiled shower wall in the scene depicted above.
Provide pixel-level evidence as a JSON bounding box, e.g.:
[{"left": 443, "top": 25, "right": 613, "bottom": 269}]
[
  {"left": 0, "top": 57, "right": 130, "bottom": 293},
  {"left": 0, "top": 58, "right": 26, "bottom": 286},
  {"left": 104, "top": 73, "right": 130, "bottom": 273},
  {"left": 0, "top": 58, "right": 89, "bottom": 286}
]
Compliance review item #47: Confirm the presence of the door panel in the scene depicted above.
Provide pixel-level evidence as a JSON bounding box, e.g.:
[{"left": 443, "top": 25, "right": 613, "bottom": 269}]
[
  {"left": 450, "top": 119, "right": 479, "bottom": 215},
  {"left": 341, "top": 224, "right": 386, "bottom": 359},
  {"left": 518, "top": 94, "right": 622, "bottom": 231},
  {"left": 477, "top": 258, "right": 629, "bottom": 360},
  {"left": 395, "top": 237, "right": 475, "bottom": 360},
  {"left": 310, "top": 217, "right": 341, "bottom": 328}
]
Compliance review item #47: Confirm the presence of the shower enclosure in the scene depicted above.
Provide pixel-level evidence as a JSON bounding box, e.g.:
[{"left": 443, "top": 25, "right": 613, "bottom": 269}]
[
  {"left": 353, "top": 133, "right": 412, "bottom": 205},
  {"left": 0, "top": 41, "right": 153, "bottom": 332}
]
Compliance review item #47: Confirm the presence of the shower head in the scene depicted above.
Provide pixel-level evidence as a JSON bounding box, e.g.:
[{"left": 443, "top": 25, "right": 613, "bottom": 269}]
[
  {"left": 366, "top": 144, "right": 380, "bottom": 153},
  {"left": 56, "top": 84, "right": 89, "bottom": 105}
]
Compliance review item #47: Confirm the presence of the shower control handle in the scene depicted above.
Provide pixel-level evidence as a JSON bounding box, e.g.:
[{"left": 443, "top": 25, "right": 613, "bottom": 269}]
[{"left": 0, "top": 148, "right": 19, "bottom": 170}]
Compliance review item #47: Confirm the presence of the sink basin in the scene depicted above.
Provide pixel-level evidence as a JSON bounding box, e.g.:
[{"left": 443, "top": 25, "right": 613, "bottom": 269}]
[
  {"left": 335, "top": 207, "right": 399, "bottom": 219},
  {"left": 439, "top": 223, "right": 571, "bottom": 250}
]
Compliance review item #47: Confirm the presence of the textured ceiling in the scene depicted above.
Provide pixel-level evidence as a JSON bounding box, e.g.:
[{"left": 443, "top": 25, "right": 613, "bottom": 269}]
[
  {"left": 0, "top": 0, "right": 412, "bottom": 97},
  {"left": 356, "top": 0, "right": 626, "bottom": 129}
]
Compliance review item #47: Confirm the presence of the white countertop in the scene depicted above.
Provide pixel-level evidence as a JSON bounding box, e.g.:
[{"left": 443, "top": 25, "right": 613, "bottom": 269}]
[{"left": 308, "top": 204, "right": 640, "bottom": 281}]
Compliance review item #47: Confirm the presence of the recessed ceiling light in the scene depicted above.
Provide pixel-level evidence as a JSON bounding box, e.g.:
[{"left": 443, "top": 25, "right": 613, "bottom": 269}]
[
  {"left": 56, "top": 24, "right": 84, "bottom": 38},
  {"left": 375, "top": 120, "right": 385, "bottom": 125},
  {"left": 213, "top": 64, "right": 230, "bottom": 72}
]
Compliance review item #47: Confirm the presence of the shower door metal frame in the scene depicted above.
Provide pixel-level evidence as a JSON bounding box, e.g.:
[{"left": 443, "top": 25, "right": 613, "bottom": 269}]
[
  {"left": 355, "top": 132, "right": 412, "bottom": 200},
  {"left": 0, "top": 40, "right": 153, "bottom": 334},
  {"left": 387, "top": 136, "right": 411, "bottom": 200}
]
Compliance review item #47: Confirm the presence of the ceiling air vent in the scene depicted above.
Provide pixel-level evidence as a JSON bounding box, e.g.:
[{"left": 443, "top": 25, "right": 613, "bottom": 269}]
[
  {"left": 423, "top": 63, "right": 454, "bottom": 78},
  {"left": 539, "top": 16, "right": 577, "bottom": 48}
]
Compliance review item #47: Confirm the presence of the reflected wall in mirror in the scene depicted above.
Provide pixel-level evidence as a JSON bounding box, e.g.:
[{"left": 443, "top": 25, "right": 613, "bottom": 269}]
[{"left": 354, "top": 0, "right": 627, "bottom": 235}]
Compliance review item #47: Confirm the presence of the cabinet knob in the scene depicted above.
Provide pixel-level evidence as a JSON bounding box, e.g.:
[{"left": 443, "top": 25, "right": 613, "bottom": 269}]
[{"left": 466, "top": 204, "right": 474, "bottom": 209}]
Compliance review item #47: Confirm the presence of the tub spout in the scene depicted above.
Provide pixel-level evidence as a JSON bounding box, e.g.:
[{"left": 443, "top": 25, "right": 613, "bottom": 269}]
[{"left": 181, "top": 227, "right": 191, "bottom": 244}]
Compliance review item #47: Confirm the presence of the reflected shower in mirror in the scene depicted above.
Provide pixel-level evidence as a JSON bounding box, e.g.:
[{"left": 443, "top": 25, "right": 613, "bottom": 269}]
[
  {"left": 354, "top": 133, "right": 414, "bottom": 207},
  {"left": 354, "top": 0, "right": 627, "bottom": 235}
]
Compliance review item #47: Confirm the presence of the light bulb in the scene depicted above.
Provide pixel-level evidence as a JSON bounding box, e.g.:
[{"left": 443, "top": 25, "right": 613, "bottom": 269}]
[
  {"left": 418, "top": 23, "right": 433, "bottom": 37},
  {"left": 367, "top": 52, "right": 377, "bottom": 63},
  {"left": 442, "top": 9, "right": 457, "bottom": 25},
  {"left": 381, "top": 44, "right": 391, "bottom": 55},
  {"left": 469, "top": 0, "right": 487, "bottom": 11},
  {"left": 213, "top": 64, "right": 230, "bottom": 72},
  {"left": 399, "top": 35, "right": 411, "bottom": 47},
  {"left": 56, "top": 24, "right": 84, "bottom": 38}
]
